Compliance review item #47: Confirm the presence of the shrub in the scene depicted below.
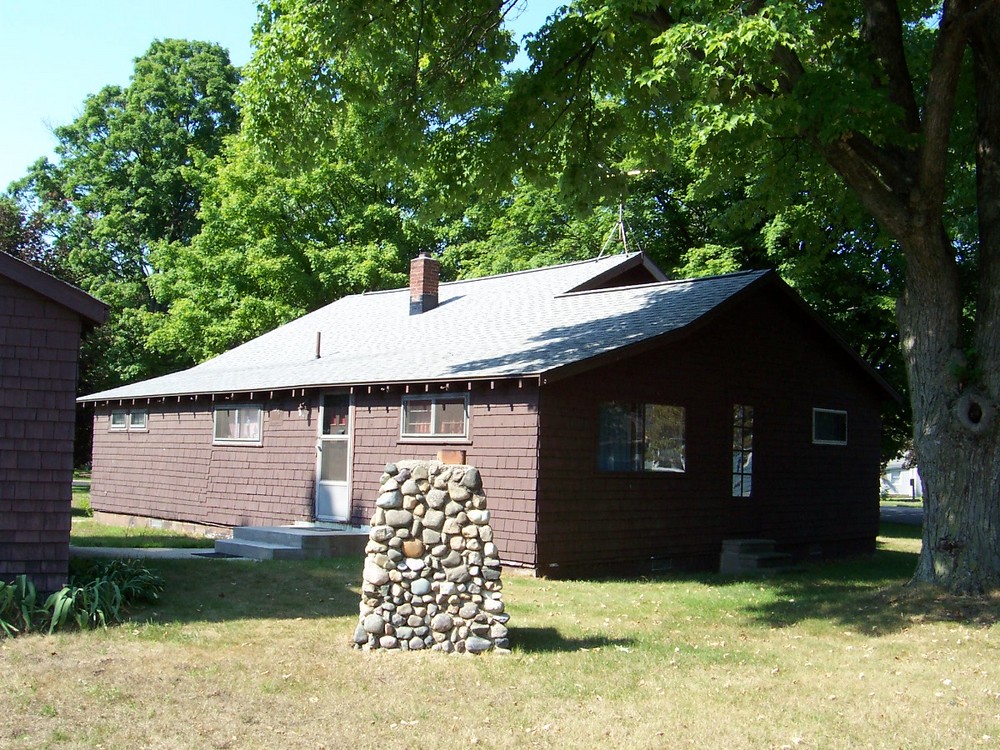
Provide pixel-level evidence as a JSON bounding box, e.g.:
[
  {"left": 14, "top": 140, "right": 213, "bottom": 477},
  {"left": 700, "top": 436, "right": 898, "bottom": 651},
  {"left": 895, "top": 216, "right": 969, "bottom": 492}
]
[
  {"left": 0, "top": 559, "right": 164, "bottom": 638},
  {"left": 0, "top": 575, "right": 46, "bottom": 637}
]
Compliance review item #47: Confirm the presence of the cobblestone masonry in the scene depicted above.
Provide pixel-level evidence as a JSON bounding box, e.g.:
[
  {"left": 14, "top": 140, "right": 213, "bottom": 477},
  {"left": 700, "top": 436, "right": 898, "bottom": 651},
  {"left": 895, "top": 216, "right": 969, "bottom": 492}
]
[{"left": 354, "top": 461, "right": 509, "bottom": 653}]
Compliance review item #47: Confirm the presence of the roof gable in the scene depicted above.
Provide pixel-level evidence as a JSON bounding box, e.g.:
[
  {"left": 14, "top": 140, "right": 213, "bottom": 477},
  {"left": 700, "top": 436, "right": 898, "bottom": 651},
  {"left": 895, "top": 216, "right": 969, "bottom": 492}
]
[{"left": 0, "top": 251, "right": 108, "bottom": 325}]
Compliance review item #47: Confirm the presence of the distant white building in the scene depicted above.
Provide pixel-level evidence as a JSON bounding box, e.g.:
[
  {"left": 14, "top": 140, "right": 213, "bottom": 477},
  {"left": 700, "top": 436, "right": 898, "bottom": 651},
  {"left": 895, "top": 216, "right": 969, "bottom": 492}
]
[{"left": 881, "top": 456, "right": 922, "bottom": 499}]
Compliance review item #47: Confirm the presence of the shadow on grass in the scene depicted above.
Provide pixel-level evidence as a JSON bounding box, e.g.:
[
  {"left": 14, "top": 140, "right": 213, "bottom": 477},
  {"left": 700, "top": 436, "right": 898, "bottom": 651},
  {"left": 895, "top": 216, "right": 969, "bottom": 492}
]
[
  {"left": 130, "top": 558, "right": 363, "bottom": 623},
  {"left": 511, "top": 627, "right": 636, "bottom": 653},
  {"left": 71, "top": 533, "right": 214, "bottom": 549},
  {"left": 116, "top": 523, "right": 998, "bottom": 636},
  {"left": 737, "top": 528, "right": 999, "bottom": 634}
]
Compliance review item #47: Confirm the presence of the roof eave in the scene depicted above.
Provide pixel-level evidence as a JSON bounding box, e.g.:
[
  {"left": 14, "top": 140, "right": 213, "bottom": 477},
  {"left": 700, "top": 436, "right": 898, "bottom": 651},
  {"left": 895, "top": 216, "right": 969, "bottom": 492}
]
[{"left": 0, "top": 251, "right": 109, "bottom": 325}]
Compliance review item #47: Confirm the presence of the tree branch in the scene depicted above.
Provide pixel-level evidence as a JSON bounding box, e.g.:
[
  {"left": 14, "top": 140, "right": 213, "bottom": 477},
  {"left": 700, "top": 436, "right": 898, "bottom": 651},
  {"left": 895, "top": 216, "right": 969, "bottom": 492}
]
[
  {"left": 861, "top": 0, "right": 922, "bottom": 134},
  {"left": 916, "top": 2, "right": 979, "bottom": 217}
]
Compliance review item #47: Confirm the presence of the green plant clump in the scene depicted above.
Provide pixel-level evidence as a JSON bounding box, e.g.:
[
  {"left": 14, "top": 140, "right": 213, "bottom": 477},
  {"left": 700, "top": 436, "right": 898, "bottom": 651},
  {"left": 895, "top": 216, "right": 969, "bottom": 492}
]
[{"left": 0, "top": 559, "right": 163, "bottom": 638}]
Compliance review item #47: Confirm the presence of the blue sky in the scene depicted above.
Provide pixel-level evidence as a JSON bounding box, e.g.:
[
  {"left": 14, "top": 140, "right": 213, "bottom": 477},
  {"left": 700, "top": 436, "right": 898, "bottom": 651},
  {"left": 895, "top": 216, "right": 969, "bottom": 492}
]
[{"left": 0, "top": 1, "right": 560, "bottom": 191}]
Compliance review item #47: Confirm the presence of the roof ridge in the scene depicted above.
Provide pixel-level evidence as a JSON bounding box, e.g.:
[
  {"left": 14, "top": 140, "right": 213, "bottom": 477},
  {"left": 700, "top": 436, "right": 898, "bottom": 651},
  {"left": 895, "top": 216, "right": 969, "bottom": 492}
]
[
  {"left": 360, "top": 252, "right": 643, "bottom": 296},
  {"left": 557, "top": 267, "right": 771, "bottom": 299}
]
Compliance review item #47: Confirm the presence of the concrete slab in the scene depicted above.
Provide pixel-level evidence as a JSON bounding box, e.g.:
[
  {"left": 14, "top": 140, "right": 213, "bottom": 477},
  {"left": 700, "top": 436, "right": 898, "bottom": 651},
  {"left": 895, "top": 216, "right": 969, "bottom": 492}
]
[{"left": 70, "top": 546, "right": 224, "bottom": 560}]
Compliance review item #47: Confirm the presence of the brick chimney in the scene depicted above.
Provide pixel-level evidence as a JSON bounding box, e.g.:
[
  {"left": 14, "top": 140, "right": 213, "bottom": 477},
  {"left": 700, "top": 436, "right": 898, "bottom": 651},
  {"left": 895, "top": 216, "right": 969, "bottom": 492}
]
[{"left": 409, "top": 252, "right": 439, "bottom": 315}]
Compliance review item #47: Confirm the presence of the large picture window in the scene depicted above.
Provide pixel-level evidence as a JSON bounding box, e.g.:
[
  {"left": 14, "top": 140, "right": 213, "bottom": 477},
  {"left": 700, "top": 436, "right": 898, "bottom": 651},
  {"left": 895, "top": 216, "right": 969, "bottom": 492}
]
[
  {"left": 214, "top": 405, "right": 263, "bottom": 444},
  {"left": 813, "top": 408, "right": 848, "bottom": 445},
  {"left": 401, "top": 395, "right": 468, "bottom": 438},
  {"left": 732, "top": 405, "right": 753, "bottom": 497},
  {"left": 598, "top": 402, "right": 686, "bottom": 473}
]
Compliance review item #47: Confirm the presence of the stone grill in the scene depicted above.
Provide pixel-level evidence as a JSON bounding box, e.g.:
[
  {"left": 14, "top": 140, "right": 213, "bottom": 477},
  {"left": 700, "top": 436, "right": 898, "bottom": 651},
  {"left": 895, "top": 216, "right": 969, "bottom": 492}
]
[{"left": 354, "top": 460, "right": 509, "bottom": 653}]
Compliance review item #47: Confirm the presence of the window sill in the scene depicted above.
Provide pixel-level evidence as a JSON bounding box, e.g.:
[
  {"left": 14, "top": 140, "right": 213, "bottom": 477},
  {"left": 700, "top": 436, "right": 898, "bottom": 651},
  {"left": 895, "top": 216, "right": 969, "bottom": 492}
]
[{"left": 397, "top": 438, "right": 472, "bottom": 446}]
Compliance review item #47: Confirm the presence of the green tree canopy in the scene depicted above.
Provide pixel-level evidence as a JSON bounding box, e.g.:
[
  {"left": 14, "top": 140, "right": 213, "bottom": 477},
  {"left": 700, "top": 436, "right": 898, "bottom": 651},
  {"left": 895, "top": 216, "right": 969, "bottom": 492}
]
[
  {"left": 223, "top": 0, "right": 1000, "bottom": 593},
  {"left": 8, "top": 38, "right": 241, "bottom": 391}
]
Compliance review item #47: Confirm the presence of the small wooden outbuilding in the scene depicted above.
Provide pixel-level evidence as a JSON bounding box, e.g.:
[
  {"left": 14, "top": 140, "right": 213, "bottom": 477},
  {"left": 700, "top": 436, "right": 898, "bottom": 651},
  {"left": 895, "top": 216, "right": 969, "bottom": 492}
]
[{"left": 1, "top": 252, "right": 107, "bottom": 592}]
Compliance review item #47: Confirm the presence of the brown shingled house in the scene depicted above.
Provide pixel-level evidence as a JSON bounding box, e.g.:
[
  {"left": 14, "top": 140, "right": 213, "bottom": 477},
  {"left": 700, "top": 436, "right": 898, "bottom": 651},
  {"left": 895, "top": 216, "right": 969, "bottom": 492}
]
[
  {"left": 1, "top": 252, "right": 107, "bottom": 592},
  {"left": 82, "top": 253, "right": 894, "bottom": 576}
]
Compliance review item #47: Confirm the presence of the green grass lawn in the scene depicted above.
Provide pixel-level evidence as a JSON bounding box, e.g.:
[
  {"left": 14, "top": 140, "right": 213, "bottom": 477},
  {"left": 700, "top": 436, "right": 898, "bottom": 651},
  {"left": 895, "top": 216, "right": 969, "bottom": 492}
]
[
  {"left": 879, "top": 497, "right": 923, "bottom": 508},
  {"left": 71, "top": 489, "right": 214, "bottom": 549},
  {"left": 4, "top": 523, "right": 998, "bottom": 749}
]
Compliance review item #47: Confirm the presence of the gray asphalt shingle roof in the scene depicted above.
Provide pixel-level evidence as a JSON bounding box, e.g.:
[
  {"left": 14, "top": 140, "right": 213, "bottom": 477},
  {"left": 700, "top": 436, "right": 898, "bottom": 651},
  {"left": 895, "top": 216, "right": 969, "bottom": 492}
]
[{"left": 80, "top": 254, "right": 771, "bottom": 402}]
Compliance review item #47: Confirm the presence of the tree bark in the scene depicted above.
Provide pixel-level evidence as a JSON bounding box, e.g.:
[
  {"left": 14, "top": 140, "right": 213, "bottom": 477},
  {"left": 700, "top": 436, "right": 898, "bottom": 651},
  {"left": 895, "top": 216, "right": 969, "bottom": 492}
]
[
  {"left": 821, "top": 1, "right": 1000, "bottom": 593},
  {"left": 899, "top": 226, "right": 1000, "bottom": 594},
  {"left": 907, "top": 3, "right": 1000, "bottom": 594}
]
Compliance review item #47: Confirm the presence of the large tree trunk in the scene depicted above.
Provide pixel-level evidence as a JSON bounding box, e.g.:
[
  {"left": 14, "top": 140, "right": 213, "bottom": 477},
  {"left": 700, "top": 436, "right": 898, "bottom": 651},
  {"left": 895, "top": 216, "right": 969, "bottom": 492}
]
[
  {"left": 820, "top": 2, "right": 1000, "bottom": 594},
  {"left": 898, "top": 226, "right": 1000, "bottom": 594}
]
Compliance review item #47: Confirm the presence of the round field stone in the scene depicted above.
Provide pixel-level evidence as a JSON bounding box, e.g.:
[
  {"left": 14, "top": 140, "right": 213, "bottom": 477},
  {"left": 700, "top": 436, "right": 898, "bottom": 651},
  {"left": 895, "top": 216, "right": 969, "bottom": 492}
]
[
  {"left": 362, "top": 613, "right": 386, "bottom": 635},
  {"left": 448, "top": 482, "right": 472, "bottom": 503},
  {"left": 465, "top": 635, "right": 493, "bottom": 654},
  {"left": 384, "top": 509, "right": 413, "bottom": 528},
  {"left": 467, "top": 509, "right": 490, "bottom": 525},
  {"left": 363, "top": 562, "right": 390, "bottom": 586},
  {"left": 460, "top": 467, "right": 481, "bottom": 490},
  {"left": 376, "top": 490, "right": 403, "bottom": 509},
  {"left": 423, "top": 509, "right": 445, "bottom": 530},
  {"left": 430, "top": 613, "right": 454, "bottom": 632},
  {"left": 445, "top": 564, "right": 471, "bottom": 584},
  {"left": 402, "top": 539, "right": 425, "bottom": 558},
  {"left": 426, "top": 489, "right": 448, "bottom": 509}
]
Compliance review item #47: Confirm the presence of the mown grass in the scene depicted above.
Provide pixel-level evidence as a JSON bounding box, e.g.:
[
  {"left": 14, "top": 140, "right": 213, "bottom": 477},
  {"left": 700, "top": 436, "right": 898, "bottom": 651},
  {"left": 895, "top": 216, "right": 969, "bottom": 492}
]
[
  {"left": 3, "top": 525, "right": 998, "bottom": 750},
  {"left": 71, "top": 489, "right": 214, "bottom": 549},
  {"left": 879, "top": 498, "right": 923, "bottom": 508}
]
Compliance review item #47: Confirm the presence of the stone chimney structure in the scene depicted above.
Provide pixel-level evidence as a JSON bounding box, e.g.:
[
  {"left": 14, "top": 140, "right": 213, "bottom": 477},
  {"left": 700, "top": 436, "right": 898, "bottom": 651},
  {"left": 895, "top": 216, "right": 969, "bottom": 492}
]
[{"left": 409, "top": 252, "right": 439, "bottom": 315}]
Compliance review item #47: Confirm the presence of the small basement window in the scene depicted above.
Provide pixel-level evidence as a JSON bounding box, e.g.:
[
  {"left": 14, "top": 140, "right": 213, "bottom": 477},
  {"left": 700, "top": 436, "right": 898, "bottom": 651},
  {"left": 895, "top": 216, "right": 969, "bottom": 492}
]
[
  {"left": 813, "top": 408, "right": 848, "bottom": 445},
  {"left": 401, "top": 395, "right": 468, "bottom": 438},
  {"left": 598, "top": 402, "right": 686, "bottom": 473},
  {"left": 214, "top": 405, "right": 263, "bottom": 444}
]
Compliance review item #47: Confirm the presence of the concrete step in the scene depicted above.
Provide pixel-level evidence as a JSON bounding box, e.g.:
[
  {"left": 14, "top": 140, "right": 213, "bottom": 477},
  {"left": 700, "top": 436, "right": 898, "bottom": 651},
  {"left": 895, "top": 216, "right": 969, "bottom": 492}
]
[
  {"left": 215, "top": 538, "right": 309, "bottom": 561},
  {"left": 216, "top": 525, "right": 369, "bottom": 560},
  {"left": 720, "top": 538, "right": 796, "bottom": 575},
  {"left": 720, "top": 538, "right": 778, "bottom": 555}
]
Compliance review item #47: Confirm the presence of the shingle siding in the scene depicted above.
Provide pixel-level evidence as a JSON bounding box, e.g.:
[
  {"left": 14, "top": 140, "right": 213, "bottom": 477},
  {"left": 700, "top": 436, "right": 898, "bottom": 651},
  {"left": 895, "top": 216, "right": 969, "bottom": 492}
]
[
  {"left": 536, "top": 285, "right": 883, "bottom": 575},
  {"left": 350, "top": 381, "right": 540, "bottom": 567},
  {"left": 0, "top": 275, "right": 83, "bottom": 592},
  {"left": 92, "top": 396, "right": 316, "bottom": 528},
  {"left": 91, "top": 382, "right": 541, "bottom": 567}
]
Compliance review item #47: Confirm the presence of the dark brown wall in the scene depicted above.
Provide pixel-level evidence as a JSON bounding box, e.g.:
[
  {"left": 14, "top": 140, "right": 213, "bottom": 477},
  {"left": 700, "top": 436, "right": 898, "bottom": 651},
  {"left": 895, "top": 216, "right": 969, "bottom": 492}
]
[
  {"left": 91, "top": 381, "right": 542, "bottom": 567},
  {"left": 536, "top": 285, "right": 884, "bottom": 575},
  {"left": 91, "top": 396, "right": 317, "bottom": 528},
  {"left": 351, "top": 381, "right": 540, "bottom": 567},
  {"left": 0, "top": 276, "right": 84, "bottom": 592}
]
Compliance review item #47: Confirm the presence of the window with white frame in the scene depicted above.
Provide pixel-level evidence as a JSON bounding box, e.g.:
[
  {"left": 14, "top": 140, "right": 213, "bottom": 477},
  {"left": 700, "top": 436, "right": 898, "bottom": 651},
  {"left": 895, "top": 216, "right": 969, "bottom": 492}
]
[
  {"left": 128, "top": 409, "right": 148, "bottom": 430},
  {"left": 401, "top": 395, "right": 468, "bottom": 438},
  {"left": 110, "top": 409, "right": 128, "bottom": 430},
  {"left": 110, "top": 408, "right": 146, "bottom": 431},
  {"left": 214, "top": 405, "right": 263, "bottom": 444},
  {"left": 598, "top": 402, "right": 686, "bottom": 473},
  {"left": 813, "top": 408, "right": 848, "bottom": 445}
]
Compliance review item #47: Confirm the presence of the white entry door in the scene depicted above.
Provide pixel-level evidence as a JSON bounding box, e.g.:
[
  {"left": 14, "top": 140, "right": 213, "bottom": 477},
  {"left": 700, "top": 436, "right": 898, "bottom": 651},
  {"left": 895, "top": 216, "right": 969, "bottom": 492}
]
[{"left": 316, "top": 394, "right": 351, "bottom": 521}]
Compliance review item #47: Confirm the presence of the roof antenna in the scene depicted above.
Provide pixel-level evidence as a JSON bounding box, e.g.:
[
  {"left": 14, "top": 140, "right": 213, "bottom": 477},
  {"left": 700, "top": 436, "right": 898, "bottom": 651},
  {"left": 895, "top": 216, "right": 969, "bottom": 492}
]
[{"left": 599, "top": 202, "right": 641, "bottom": 257}]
